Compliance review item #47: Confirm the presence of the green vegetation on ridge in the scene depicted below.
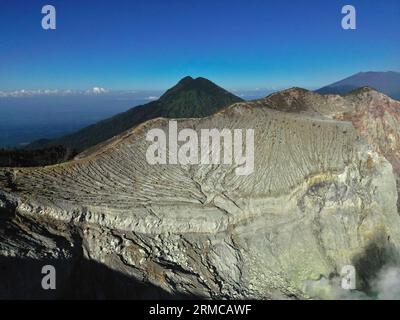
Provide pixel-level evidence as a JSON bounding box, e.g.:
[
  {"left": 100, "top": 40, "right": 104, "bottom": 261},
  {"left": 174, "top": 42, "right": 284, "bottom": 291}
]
[{"left": 28, "top": 76, "right": 243, "bottom": 153}]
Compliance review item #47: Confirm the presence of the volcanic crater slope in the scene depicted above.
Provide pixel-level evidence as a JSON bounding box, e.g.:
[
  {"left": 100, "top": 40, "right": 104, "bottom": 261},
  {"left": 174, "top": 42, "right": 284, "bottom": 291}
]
[{"left": 1, "top": 88, "right": 400, "bottom": 299}]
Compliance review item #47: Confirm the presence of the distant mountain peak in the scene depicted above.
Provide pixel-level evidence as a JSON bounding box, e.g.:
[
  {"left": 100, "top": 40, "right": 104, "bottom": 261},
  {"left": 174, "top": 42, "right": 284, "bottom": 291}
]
[
  {"left": 29, "top": 77, "right": 243, "bottom": 153},
  {"left": 316, "top": 71, "right": 400, "bottom": 99},
  {"left": 177, "top": 76, "right": 194, "bottom": 85},
  {"left": 159, "top": 76, "right": 238, "bottom": 102}
]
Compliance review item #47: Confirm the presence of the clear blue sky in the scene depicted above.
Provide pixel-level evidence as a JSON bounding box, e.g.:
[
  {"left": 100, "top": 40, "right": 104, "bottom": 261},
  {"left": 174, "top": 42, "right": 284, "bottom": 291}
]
[{"left": 0, "top": 0, "right": 399, "bottom": 91}]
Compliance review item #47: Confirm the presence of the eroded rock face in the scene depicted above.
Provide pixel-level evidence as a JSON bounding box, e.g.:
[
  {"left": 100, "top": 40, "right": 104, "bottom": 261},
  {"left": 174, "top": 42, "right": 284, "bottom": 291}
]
[
  {"left": 1, "top": 89, "right": 400, "bottom": 299},
  {"left": 262, "top": 87, "right": 400, "bottom": 212}
]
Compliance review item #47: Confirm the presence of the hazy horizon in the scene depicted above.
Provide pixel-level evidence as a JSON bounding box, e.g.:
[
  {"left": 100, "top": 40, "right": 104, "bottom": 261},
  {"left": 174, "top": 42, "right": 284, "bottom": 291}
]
[
  {"left": 0, "top": 82, "right": 276, "bottom": 148},
  {"left": 1, "top": 70, "right": 399, "bottom": 98}
]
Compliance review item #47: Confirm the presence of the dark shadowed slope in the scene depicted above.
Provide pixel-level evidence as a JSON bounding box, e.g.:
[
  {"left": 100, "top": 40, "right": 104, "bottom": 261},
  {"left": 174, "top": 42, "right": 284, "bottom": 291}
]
[
  {"left": 28, "top": 77, "right": 243, "bottom": 153},
  {"left": 316, "top": 71, "right": 400, "bottom": 99}
]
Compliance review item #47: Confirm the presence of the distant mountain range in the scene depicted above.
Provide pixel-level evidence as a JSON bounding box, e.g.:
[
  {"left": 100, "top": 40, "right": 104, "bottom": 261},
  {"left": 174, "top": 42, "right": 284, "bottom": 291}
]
[
  {"left": 28, "top": 77, "right": 243, "bottom": 152},
  {"left": 316, "top": 71, "right": 400, "bottom": 99},
  {"left": 24, "top": 71, "right": 400, "bottom": 155}
]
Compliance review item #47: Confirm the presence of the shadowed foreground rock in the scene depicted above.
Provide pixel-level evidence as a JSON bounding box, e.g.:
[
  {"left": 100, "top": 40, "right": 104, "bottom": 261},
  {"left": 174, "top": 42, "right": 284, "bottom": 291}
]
[{"left": 1, "top": 88, "right": 400, "bottom": 299}]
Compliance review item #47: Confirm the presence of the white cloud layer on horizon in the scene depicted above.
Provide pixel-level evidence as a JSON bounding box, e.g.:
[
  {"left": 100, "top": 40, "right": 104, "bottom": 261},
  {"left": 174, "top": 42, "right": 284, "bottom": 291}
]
[
  {"left": 86, "top": 87, "right": 109, "bottom": 95},
  {"left": 0, "top": 87, "right": 110, "bottom": 98}
]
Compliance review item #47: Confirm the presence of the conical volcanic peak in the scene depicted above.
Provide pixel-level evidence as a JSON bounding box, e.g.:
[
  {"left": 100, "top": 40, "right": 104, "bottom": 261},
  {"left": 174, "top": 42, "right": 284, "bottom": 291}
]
[
  {"left": 178, "top": 75, "right": 194, "bottom": 84},
  {"left": 159, "top": 76, "right": 195, "bottom": 99},
  {"left": 159, "top": 76, "right": 242, "bottom": 106},
  {"left": 147, "top": 76, "right": 244, "bottom": 118},
  {"left": 28, "top": 77, "right": 243, "bottom": 153}
]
